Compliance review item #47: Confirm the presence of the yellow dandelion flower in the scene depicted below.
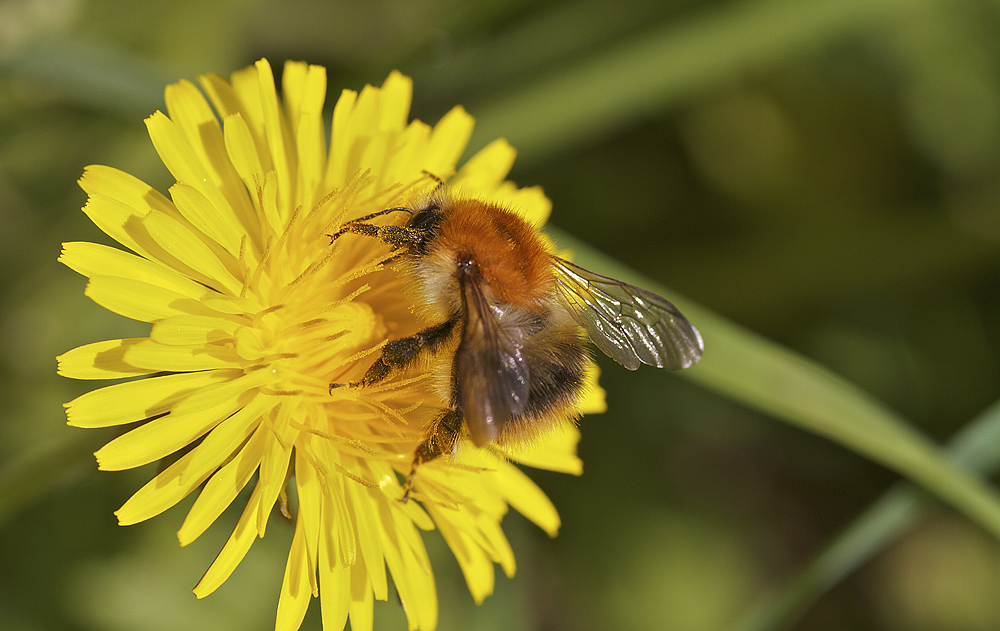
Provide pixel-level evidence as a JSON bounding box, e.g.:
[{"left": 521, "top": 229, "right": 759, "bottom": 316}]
[{"left": 58, "top": 59, "right": 606, "bottom": 631}]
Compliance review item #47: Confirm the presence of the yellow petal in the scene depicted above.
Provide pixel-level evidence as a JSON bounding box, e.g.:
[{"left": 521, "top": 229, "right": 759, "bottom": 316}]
[
  {"left": 196, "top": 72, "right": 242, "bottom": 119},
  {"left": 348, "top": 566, "right": 375, "bottom": 631},
  {"left": 224, "top": 111, "right": 265, "bottom": 187},
  {"left": 276, "top": 512, "right": 313, "bottom": 631},
  {"left": 500, "top": 184, "right": 552, "bottom": 227},
  {"left": 475, "top": 511, "right": 516, "bottom": 577},
  {"left": 377, "top": 502, "right": 437, "bottom": 630},
  {"left": 178, "top": 410, "right": 270, "bottom": 545},
  {"left": 164, "top": 79, "right": 254, "bottom": 229},
  {"left": 65, "top": 370, "right": 235, "bottom": 427},
  {"left": 194, "top": 482, "right": 264, "bottom": 598},
  {"left": 199, "top": 69, "right": 273, "bottom": 183},
  {"left": 255, "top": 406, "right": 296, "bottom": 537},
  {"left": 341, "top": 83, "right": 383, "bottom": 189},
  {"left": 149, "top": 314, "right": 240, "bottom": 346},
  {"left": 141, "top": 210, "right": 242, "bottom": 295},
  {"left": 60, "top": 241, "right": 208, "bottom": 298},
  {"left": 361, "top": 131, "right": 391, "bottom": 194},
  {"left": 255, "top": 59, "right": 295, "bottom": 220},
  {"left": 169, "top": 182, "right": 248, "bottom": 260},
  {"left": 319, "top": 542, "right": 350, "bottom": 631},
  {"left": 123, "top": 339, "right": 240, "bottom": 372},
  {"left": 78, "top": 165, "right": 175, "bottom": 215},
  {"left": 579, "top": 362, "right": 607, "bottom": 414},
  {"left": 294, "top": 449, "right": 322, "bottom": 587},
  {"left": 145, "top": 111, "right": 219, "bottom": 207},
  {"left": 236, "top": 65, "right": 277, "bottom": 173},
  {"left": 176, "top": 392, "right": 270, "bottom": 485},
  {"left": 84, "top": 275, "right": 201, "bottom": 322},
  {"left": 257, "top": 170, "right": 283, "bottom": 241},
  {"left": 399, "top": 521, "right": 438, "bottom": 631},
  {"left": 222, "top": 112, "right": 272, "bottom": 253},
  {"left": 452, "top": 138, "right": 515, "bottom": 193},
  {"left": 79, "top": 193, "right": 162, "bottom": 263},
  {"left": 280, "top": 61, "right": 309, "bottom": 133},
  {"left": 57, "top": 338, "right": 155, "bottom": 380},
  {"left": 378, "top": 71, "right": 412, "bottom": 132},
  {"left": 424, "top": 105, "right": 475, "bottom": 178},
  {"left": 427, "top": 505, "right": 495, "bottom": 604},
  {"left": 114, "top": 446, "right": 211, "bottom": 525},
  {"left": 304, "top": 436, "right": 357, "bottom": 567},
  {"left": 281, "top": 61, "right": 327, "bottom": 206},
  {"left": 494, "top": 460, "right": 562, "bottom": 537},
  {"left": 344, "top": 459, "right": 388, "bottom": 600},
  {"left": 326, "top": 87, "right": 358, "bottom": 187},
  {"left": 377, "top": 120, "right": 431, "bottom": 193},
  {"left": 94, "top": 381, "right": 248, "bottom": 471},
  {"left": 505, "top": 422, "right": 584, "bottom": 475},
  {"left": 116, "top": 398, "right": 259, "bottom": 526},
  {"left": 164, "top": 79, "right": 224, "bottom": 172}
]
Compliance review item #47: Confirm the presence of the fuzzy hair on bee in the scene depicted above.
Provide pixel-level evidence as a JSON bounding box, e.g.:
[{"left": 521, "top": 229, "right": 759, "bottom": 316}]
[{"left": 328, "top": 186, "right": 703, "bottom": 500}]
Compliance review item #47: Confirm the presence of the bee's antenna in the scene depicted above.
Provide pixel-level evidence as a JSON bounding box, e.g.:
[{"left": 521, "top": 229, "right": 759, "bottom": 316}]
[{"left": 421, "top": 170, "right": 445, "bottom": 193}]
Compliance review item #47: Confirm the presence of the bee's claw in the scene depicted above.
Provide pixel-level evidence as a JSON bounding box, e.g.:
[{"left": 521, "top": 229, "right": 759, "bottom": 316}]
[
  {"left": 399, "top": 465, "right": 418, "bottom": 503},
  {"left": 327, "top": 223, "right": 355, "bottom": 244},
  {"left": 329, "top": 380, "right": 365, "bottom": 394}
]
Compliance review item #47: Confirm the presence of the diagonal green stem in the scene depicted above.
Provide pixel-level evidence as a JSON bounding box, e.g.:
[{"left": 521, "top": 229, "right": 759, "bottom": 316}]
[{"left": 725, "top": 399, "right": 1000, "bottom": 631}]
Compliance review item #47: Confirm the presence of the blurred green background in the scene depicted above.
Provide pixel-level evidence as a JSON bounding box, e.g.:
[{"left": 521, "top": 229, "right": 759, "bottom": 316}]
[{"left": 4, "top": 0, "right": 1000, "bottom": 629}]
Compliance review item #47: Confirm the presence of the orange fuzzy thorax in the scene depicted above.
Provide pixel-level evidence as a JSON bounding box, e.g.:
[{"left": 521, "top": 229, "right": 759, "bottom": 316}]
[{"left": 433, "top": 199, "right": 553, "bottom": 309}]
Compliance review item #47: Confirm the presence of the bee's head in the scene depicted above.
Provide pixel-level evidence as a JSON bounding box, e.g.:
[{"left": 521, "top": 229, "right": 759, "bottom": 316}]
[
  {"left": 401, "top": 201, "right": 445, "bottom": 255},
  {"left": 404, "top": 202, "right": 443, "bottom": 231}
]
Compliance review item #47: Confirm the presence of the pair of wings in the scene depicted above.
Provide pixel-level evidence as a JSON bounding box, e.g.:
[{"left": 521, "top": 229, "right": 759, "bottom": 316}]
[{"left": 457, "top": 255, "right": 704, "bottom": 447}]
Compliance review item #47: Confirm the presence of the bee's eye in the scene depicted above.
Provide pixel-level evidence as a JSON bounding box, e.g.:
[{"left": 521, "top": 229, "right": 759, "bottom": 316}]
[{"left": 406, "top": 205, "right": 440, "bottom": 232}]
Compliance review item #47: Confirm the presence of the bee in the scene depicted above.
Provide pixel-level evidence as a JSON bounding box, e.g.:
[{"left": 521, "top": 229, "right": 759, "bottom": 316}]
[{"left": 329, "top": 187, "right": 703, "bottom": 500}]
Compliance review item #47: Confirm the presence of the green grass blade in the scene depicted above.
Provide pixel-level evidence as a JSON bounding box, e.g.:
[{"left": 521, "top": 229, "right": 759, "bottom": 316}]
[
  {"left": 0, "top": 432, "right": 104, "bottom": 525},
  {"left": 547, "top": 225, "right": 1000, "bottom": 542},
  {"left": 470, "top": 0, "right": 941, "bottom": 167},
  {"left": 726, "top": 400, "right": 1000, "bottom": 631}
]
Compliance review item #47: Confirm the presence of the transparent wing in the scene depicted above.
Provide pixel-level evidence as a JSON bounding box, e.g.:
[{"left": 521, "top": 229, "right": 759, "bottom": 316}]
[
  {"left": 456, "top": 268, "right": 530, "bottom": 447},
  {"left": 552, "top": 256, "right": 703, "bottom": 371}
]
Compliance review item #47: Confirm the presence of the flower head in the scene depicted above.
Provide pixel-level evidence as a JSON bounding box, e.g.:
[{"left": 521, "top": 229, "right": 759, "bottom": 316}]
[{"left": 58, "top": 59, "right": 604, "bottom": 631}]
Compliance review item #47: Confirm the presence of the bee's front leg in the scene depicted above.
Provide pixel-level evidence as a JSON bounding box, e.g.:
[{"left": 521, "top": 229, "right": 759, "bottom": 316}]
[
  {"left": 326, "top": 205, "right": 413, "bottom": 244},
  {"left": 331, "top": 222, "right": 421, "bottom": 251}
]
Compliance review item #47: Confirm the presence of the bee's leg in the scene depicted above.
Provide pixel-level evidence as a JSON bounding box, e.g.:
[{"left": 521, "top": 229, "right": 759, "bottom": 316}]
[
  {"left": 328, "top": 317, "right": 458, "bottom": 392},
  {"left": 327, "top": 207, "right": 412, "bottom": 242},
  {"left": 329, "top": 221, "right": 424, "bottom": 252},
  {"left": 402, "top": 408, "right": 463, "bottom": 502}
]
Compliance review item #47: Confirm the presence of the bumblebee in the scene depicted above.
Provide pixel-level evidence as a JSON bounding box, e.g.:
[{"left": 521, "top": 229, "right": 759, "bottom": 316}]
[{"left": 330, "top": 190, "right": 703, "bottom": 498}]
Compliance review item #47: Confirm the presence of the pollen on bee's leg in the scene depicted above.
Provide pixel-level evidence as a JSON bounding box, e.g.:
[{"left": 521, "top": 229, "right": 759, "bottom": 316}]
[{"left": 401, "top": 408, "right": 463, "bottom": 502}]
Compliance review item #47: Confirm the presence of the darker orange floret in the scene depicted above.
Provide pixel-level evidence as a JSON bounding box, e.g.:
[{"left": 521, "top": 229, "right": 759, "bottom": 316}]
[{"left": 438, "top": 199, "right": 553, "bottom": 309}]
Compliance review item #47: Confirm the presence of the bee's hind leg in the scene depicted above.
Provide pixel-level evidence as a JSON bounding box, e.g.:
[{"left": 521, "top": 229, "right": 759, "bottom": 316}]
[{"left": 402, "top": 408, "right": 463, "bottom": 502}]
